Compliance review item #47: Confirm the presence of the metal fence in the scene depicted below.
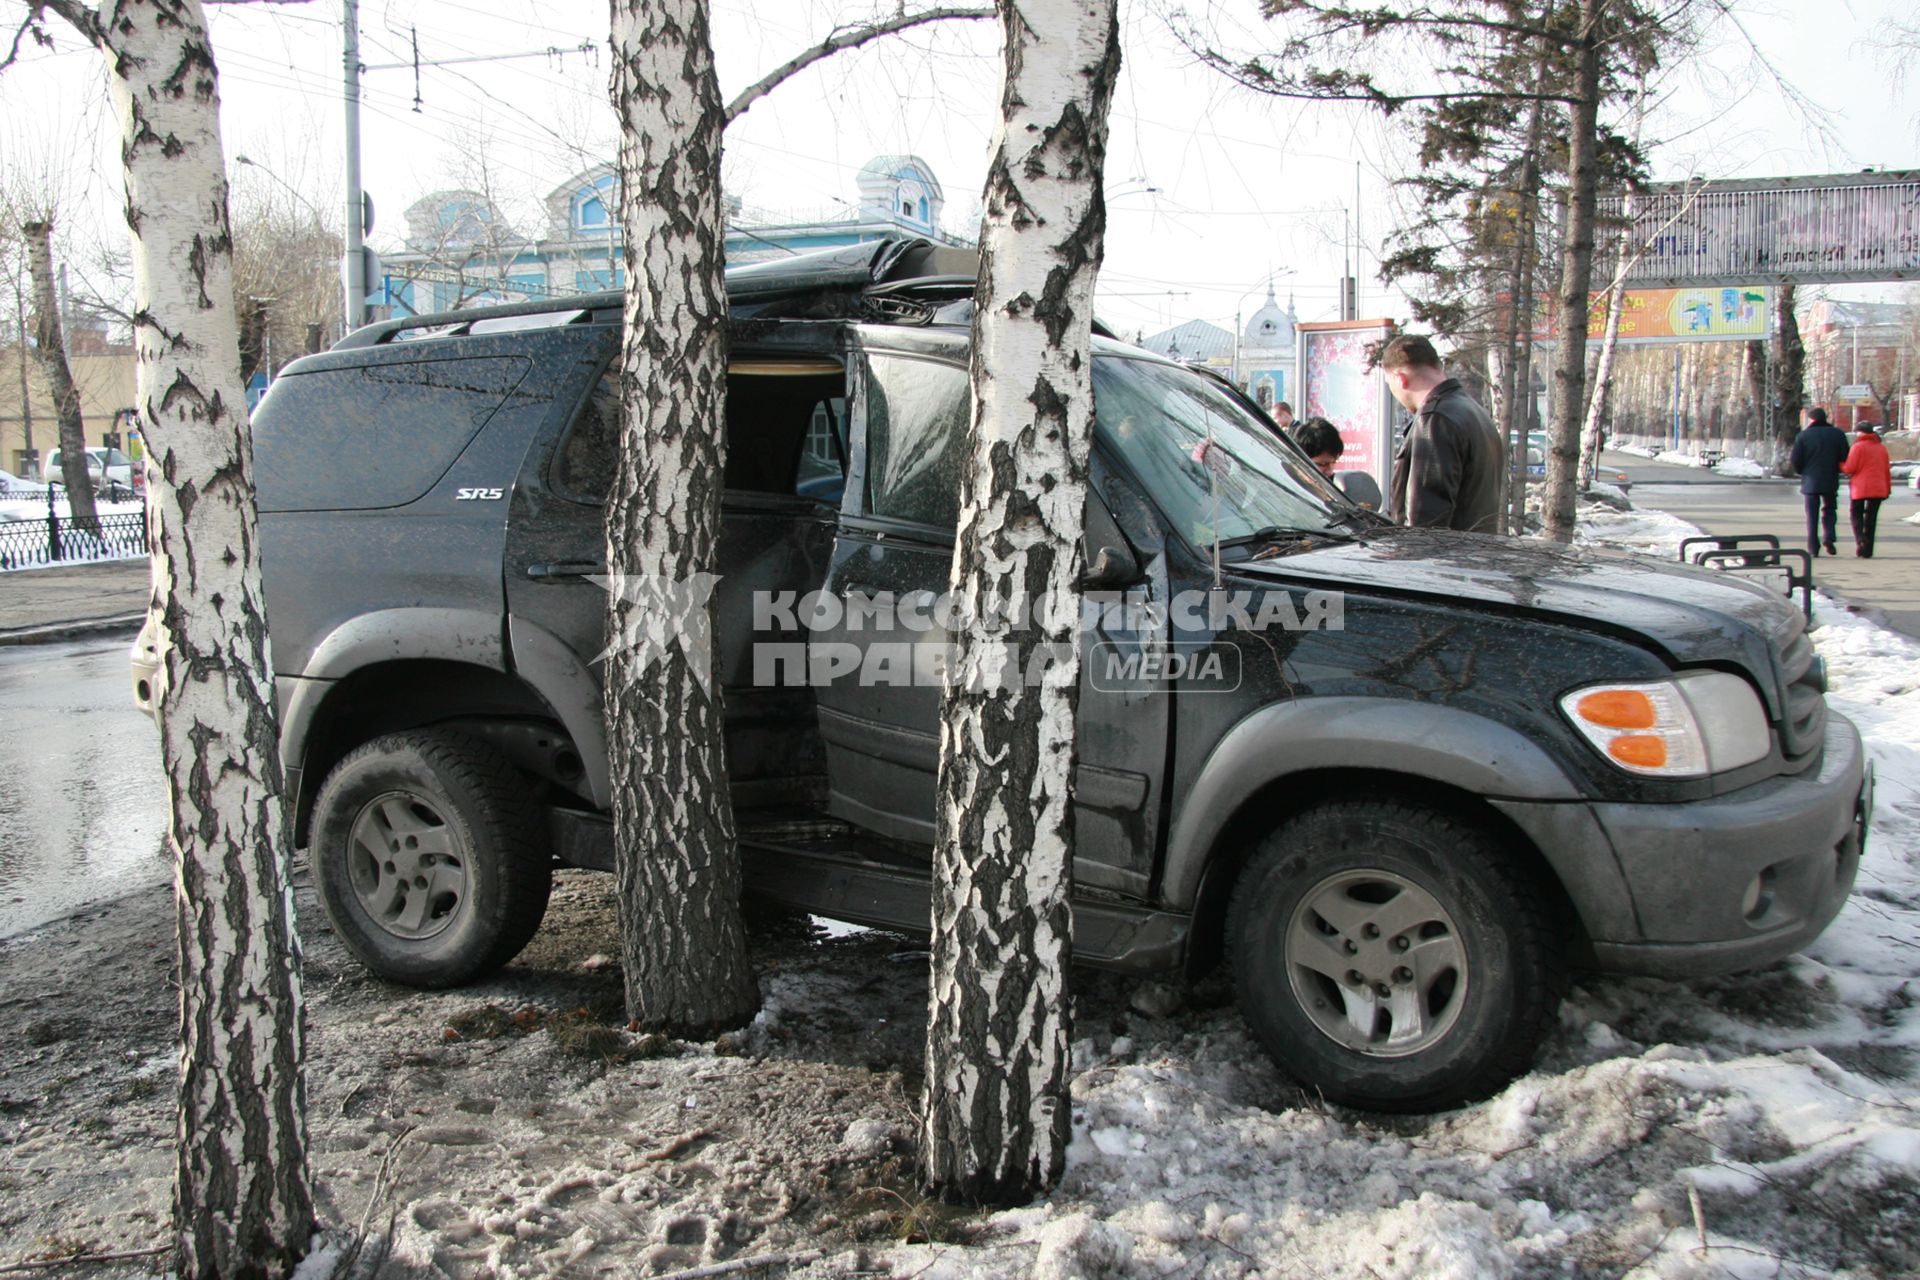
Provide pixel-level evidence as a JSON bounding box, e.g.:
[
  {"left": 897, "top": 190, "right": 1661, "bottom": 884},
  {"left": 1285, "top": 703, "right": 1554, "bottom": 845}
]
[{"left": 0, "top": 508, "right": 149, "bottom": 571}]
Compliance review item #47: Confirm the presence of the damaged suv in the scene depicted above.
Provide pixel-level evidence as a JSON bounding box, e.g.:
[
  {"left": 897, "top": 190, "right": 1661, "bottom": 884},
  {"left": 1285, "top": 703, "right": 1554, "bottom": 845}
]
[{"left": 134, "top": 238, "right": 1868, "bottom": 1112}]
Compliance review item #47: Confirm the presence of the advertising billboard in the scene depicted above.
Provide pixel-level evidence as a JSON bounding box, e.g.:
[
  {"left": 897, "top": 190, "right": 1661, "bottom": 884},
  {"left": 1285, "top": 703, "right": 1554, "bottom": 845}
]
[
  {"left": 1587, "top": 286, "right": 1770, "bottom": 344},
  {"left": 1298, "top": 320, "right": 1398, "bottom": 488}
]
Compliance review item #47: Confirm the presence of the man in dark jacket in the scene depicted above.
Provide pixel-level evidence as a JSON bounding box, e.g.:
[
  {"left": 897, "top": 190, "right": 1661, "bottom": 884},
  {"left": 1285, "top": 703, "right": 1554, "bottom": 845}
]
[
  {"left": 1383, "top": 335, "right": 1504, "bottom": 532},
  {"left": 1789, "top": 407, "right": 1850, "bottom": 556}
]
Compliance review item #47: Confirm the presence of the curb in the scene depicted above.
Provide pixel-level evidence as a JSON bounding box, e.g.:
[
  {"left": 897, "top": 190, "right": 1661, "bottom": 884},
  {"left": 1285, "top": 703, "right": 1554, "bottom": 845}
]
[{"left": 0, "top": 612, "right": 146, "bottom": 648}]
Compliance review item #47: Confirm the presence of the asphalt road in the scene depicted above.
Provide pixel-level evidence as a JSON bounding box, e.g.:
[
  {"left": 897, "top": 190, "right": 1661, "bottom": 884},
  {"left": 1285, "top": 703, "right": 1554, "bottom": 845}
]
[
  {"left": 1604, "top": 452, "right": 1920, "bottom": 640},
  {"left": 0, "top": 636, "right": 169, "bottom": 939}
]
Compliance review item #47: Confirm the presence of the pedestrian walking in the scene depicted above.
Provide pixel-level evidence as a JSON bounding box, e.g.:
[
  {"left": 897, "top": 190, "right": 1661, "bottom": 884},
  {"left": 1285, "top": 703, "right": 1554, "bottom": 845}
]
[
  {"left": 1789, "top": 407, "right": 1850, "bottom": 557},
  {"left": 1271, "top": 401, "right": 1296, "bottom": 432},
  {"left": 1840, "top": 422, "right": 1892, "bottom": 558},
  {"left": 1382, "top": 335, "right": 1504, "bottom": 533}
]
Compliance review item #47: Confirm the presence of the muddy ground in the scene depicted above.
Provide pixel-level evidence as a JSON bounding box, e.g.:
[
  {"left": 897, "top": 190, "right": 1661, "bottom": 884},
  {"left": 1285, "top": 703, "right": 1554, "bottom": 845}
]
[{"left": 0, "top": 862, "right": 1234, "bottom": 1279}]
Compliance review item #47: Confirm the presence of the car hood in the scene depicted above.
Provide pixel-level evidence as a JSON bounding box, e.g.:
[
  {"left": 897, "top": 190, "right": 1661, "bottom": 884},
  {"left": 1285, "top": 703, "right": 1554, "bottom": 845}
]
[{"left": 1235, "top": 526, "right": 1800, "bottom": 666}]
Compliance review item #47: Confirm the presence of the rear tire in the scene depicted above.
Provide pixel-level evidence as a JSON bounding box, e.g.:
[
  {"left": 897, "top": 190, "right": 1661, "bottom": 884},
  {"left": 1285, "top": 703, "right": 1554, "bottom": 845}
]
[
  {"left": 310, "top": 730, "right": 552, "bottom": 988},
  {"left": 1227, "top": 798, "right": 1562, "bottom": 1112}
]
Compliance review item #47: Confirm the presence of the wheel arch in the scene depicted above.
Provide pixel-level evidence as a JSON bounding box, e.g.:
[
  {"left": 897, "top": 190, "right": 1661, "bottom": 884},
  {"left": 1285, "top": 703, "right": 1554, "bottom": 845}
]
[
  {"left": 1181, "top": 768, "right": 1590, "bottom": 981},
  {"left": 287, "top": 658, "right": 579, "bottom": 845}
]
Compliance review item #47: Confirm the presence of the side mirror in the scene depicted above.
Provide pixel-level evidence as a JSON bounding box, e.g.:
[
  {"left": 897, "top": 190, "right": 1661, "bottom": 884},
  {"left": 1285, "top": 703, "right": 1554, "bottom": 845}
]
[{"left": 1078, "top": 544, "right": 1142, "bottom": 590}]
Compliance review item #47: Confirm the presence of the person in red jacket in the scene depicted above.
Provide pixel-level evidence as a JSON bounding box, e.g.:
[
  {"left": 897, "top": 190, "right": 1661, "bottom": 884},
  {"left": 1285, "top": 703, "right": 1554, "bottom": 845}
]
[{"left": 1840, "top": 423, "right": 1893, "bottom": 558}]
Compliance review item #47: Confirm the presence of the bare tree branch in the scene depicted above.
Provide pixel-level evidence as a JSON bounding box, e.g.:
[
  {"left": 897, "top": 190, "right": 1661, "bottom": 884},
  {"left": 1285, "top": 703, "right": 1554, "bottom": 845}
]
[{"left": 724, "top": 6, "right": 993, "bottom": 125}]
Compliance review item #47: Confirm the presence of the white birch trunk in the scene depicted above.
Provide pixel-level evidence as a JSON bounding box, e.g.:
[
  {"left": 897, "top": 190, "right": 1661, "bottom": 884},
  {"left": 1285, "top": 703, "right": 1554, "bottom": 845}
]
[
  {"left": 79, "top": 1, "right": 313, "bottom": 1274},
  {"left": 921, "top": 0, "right": 1119, "bottom": 1205},
  {"left": 1579, "top": 188, "right": 1635, "bottom": 488},
  {"left": 604, "top": 0, "right": 758, "bottom": 1033}
]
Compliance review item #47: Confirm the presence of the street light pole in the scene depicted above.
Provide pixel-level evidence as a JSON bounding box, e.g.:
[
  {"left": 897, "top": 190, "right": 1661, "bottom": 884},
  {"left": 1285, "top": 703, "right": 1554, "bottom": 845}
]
[{"left": 344, "top": 0, "right": 366, "bottom": 332}]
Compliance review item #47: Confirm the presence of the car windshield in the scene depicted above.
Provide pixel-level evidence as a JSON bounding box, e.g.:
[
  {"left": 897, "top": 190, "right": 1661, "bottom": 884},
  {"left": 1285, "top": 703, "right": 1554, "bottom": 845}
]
[{"left": 1093, "top": 356, "right": 1351, "bottom": 547}]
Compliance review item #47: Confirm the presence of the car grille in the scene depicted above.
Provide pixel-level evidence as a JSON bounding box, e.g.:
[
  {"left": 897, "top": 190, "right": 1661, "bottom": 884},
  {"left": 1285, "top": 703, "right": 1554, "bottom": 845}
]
[{"left": 1776, "top": 622, "right": 1826, "bottom": 760}]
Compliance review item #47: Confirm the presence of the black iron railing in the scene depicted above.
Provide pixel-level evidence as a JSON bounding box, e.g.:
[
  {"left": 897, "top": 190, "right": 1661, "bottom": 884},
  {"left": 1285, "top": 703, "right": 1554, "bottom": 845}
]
[{"left": 0, "top": 501, "right": 149, "bottom": 571}]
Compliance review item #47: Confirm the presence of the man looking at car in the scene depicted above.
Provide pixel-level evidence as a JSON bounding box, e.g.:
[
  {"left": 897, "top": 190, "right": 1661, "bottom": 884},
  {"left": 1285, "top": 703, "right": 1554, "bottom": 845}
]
[{"left": 1382, "top": 335, "right": 1503, "bottom": 533}]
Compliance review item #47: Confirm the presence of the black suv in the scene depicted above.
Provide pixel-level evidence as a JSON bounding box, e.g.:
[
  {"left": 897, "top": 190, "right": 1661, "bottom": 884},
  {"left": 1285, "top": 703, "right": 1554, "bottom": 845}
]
[{"left": 134, "top": 238, "right": 1867, "bottom": 1111}]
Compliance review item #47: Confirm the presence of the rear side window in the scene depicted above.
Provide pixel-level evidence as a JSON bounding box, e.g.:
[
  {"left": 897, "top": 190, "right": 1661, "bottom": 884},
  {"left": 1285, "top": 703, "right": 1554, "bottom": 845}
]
[
  {"left": 254, "top": 355, "right": 531, "bottom": 511},
  {"left": 864, "top": 355, "right": 969, "bottom": 529},
  {"left": 553, "top": 358, "right": 847, "bottom": 504}
]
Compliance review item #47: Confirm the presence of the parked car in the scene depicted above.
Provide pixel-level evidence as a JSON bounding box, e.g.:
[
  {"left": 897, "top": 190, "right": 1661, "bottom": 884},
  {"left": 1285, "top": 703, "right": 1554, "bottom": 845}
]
[
  {"left": 44, "top": 446, "right": 142, "bottom": 498},
  {"left": 132, "top": 238, "right": 1866, "bottom": 1112},
  {"left": 0, "top": 468, "right": 50, "bottom": 499}
]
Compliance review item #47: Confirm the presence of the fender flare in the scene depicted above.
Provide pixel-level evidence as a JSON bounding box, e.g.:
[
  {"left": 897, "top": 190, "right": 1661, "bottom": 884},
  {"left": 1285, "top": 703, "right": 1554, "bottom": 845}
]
[
  {"left": 1161, "top": 696, "right": 1582, "bottom": 909},
  {"left": 506, "top": 616, "right": 610, "bottom": 810},
  {"left": 281, "top": 606, "right": 507, "bottom": 771}
]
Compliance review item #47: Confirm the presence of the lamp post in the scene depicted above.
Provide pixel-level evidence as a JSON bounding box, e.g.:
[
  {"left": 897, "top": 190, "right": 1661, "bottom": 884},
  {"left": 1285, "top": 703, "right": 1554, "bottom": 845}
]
[{"left": 234, "top": 155, "right": 332, "bottom": 228}]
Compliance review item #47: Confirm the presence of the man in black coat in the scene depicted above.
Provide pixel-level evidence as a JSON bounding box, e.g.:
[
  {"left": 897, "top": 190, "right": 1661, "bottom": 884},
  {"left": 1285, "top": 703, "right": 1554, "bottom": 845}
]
[
  {"left": 1384, "top": 335, "right": 1504, "bottom": 533},
  {"left": 1790, "top": 407, "right": 1850, "bottom": 557}
]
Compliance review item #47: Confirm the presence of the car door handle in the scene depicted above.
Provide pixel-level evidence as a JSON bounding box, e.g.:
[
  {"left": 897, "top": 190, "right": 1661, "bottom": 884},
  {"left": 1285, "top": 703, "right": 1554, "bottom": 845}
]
[{"left": 525, "top": 560, "right": 605, "bottom": 581}]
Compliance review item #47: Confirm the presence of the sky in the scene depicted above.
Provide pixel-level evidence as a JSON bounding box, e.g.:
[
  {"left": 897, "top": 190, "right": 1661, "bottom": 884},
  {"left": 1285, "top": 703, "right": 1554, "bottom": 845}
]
[{"left": 2, "top": 0, "right": 1917, "bottom": 343}]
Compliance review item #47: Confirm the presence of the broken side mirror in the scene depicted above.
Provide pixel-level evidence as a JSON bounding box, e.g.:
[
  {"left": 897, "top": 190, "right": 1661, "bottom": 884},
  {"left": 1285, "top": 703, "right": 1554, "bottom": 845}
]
[{"left": 1079, "top": 544, "right": 1142, "bottom": 591}]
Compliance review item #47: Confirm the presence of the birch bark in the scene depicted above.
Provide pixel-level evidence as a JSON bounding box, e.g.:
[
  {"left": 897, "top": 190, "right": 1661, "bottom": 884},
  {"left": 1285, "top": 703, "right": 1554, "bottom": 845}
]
[
  {"left": 46, "top": 1, "right": 315, "bottom": 1274},
  {"left": 921, "top": 0, "right": 1119, "bottom": 1205},
  {"left": 604, "top": 0, "right": 758, "bottom": 1034}
]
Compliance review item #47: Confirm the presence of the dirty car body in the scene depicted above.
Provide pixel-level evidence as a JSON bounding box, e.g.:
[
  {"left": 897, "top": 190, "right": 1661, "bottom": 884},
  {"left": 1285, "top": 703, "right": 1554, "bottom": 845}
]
[{"left": 134, "top": 238, "right": 1867, "bottom": 1112}]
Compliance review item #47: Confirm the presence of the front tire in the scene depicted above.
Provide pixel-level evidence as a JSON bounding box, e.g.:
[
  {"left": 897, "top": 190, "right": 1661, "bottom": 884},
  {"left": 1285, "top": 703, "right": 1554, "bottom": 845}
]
[
  {"left": 310, "top": 731, "right": 552, "bottom": 988},
  {"left": 1227, "top": 799, "right": 1563, "bottom": 1112}
]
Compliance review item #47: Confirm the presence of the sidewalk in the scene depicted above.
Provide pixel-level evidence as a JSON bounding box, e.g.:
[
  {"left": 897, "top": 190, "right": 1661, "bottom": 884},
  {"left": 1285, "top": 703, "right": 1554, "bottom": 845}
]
[
  {"left": 1611, "top": 452, "right": 1920, "bottom": 641},
  {"left": 0, "top": 557, "right": 150, "bottom": 646}
]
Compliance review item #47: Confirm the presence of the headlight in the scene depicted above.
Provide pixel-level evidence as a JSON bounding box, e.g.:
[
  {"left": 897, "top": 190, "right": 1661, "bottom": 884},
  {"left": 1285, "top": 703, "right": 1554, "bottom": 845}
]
[{"left": 1559, "top": 672, "right": 1770, "bottom": 777}]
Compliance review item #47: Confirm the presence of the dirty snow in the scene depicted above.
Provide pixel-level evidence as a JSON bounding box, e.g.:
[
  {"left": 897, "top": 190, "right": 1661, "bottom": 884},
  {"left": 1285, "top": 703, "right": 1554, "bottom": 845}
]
[{"left": 2, "top": 494, "right": 1917, "bottom": 1280}]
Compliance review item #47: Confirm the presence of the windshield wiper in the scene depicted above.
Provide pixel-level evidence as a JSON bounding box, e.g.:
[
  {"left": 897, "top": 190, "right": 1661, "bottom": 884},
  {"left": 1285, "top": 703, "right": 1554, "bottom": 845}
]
[{"left": 1211, "top": 524, "right": 1357, "bottom": 553}]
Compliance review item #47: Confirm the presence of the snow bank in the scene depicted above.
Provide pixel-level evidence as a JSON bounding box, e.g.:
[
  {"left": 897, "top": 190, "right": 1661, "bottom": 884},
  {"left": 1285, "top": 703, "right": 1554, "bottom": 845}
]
[
  {"left": 887, "top": 498, "right": 1920, "bottom": 1279},
  {"left": 1715, "top": 457, "right": 1768, "bottom": 478}
]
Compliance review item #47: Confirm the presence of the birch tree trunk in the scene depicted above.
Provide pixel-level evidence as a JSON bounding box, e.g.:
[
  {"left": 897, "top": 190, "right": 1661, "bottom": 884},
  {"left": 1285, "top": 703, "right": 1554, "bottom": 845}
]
[
  {"left": 21, "top": 218, "right": 100, "bottom": 533},
  {"left": 604, "top": 0, "right": 758, "bottom": 1034},
  {"left": 1579, "top": 236, "right": 1630, "bottom": 486},
  {"left": 921, "top": 0, "right": 1119, "bottom": 1206},
  {"left": 1542, "top": 0, "right": 1602, "bottom": 544},
  {"left": 44, "top": 1, "right": 315, "bottom": 1275}
]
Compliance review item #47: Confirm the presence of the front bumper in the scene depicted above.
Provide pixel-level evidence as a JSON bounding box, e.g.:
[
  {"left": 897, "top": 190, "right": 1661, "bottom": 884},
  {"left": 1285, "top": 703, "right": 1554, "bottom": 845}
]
[{"left": 1585, "top": 712, "right": 1866, "bottom": 978}]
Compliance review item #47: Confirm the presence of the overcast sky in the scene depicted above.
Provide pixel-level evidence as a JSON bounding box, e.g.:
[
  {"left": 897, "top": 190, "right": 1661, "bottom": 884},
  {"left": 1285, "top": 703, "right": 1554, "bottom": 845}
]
[{"left": 3, "top": 0, "right": 1916, "bottom": 340}]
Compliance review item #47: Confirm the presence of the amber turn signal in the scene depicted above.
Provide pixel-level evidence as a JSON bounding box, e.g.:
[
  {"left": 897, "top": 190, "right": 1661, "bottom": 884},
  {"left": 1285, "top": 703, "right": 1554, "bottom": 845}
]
[
  {"left": 1576, "top": 689, "right": 1657, "bottom": 729},
  {"left": 1606, "top": 735, "right": 1668, "bottom": 768}
]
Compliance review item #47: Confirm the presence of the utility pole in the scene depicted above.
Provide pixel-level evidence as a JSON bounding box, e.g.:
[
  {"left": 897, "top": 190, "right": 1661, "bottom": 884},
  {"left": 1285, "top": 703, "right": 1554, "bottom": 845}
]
[
  {"left": 1351, "top": 161, "right": 1362, "bottom": 320},
  {"left": 337, "top": 13, "right": 598, "bottom": 327},
  {"left": 343, "top": 0, "right": 366, "bottom": 331}
]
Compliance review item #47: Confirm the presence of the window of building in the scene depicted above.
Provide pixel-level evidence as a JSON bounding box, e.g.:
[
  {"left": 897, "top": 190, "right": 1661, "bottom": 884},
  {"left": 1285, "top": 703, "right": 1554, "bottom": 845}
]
[{"left": 573, "top": 175, "right": 618, "bottom": 231}]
